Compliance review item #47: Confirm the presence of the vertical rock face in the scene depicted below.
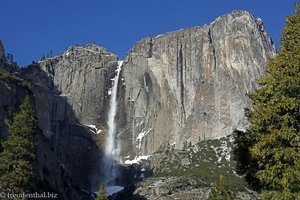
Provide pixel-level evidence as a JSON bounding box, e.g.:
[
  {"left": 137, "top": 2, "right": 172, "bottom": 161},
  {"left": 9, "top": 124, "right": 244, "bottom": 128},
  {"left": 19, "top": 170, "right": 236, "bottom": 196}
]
[
  {"left": 0, "top": 78, "right": 32, "bottom": 139},
  {"left": 118, "top": 11, "right": 276, "bottom": 156},
  {"left": 20, "top": 44, "right": 119, "bottom": 199}
]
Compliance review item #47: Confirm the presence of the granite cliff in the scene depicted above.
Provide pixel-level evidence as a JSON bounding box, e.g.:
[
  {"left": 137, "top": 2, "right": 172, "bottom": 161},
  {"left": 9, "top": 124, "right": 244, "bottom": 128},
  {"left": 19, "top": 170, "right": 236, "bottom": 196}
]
[{"left": 117, "top": 11, "right": 275, "bottom": 158}]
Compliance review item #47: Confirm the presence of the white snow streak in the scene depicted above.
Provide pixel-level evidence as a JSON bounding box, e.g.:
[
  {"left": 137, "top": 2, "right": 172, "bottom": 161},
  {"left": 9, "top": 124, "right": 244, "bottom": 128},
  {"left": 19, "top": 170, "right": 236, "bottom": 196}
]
[
  {"left": 84, "top": 124, "right": 102, "bottom": 135},
  {"left": 124, "top": 155, "right": 150, "bottom": 165}
]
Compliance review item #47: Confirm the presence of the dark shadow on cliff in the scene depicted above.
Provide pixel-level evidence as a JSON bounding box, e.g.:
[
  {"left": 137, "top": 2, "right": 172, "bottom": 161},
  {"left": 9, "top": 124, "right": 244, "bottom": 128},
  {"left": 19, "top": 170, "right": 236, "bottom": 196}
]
[
  {"left": 115, "top": 160, "right": 153, "bottom": 186},
  {"left": 0, "top": 67, "right": 33, "bottom": 139},
  {"left": 109, "top": 184, "right": 147, "bottom": 200},
  {"left": 102, "top": 160, "right": 152, "bottom": 199},
  {"left": 19, "top": 63, "right": 107, "bottom": 200}
]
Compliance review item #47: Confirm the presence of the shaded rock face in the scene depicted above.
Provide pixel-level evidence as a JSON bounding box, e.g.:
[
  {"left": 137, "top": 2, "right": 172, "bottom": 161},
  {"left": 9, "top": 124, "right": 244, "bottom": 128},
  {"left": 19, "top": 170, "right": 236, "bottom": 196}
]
[
  {"left": 0, "top": 78, "right": 32, "bottom": 139},
  {"left": 118, "top": 11, "right": 276, "bottom": 156},
  {"left": 20, "top": 44, "right": 119, "bottom": 199},
  {"left": 0, "top": 43, "right": 32, "bottom": 139}
]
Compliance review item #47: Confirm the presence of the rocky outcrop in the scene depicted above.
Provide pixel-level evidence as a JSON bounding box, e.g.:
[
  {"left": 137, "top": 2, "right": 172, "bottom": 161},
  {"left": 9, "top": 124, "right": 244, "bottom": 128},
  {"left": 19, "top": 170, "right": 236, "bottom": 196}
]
[
  {"left": 115, "top": 136, "right": 259, "bottom": 199},
  {"left": 20, "top": 44, "right": 119, "bottom": 199},
  {"left": 117, "top": 11, "right": 276, "bottom": 157},
  {"left": 0, "top": 40, "right": 18, "bottom": 73},
  {"left": 113, "top": 176, "right": 260, "bottom": 200}
]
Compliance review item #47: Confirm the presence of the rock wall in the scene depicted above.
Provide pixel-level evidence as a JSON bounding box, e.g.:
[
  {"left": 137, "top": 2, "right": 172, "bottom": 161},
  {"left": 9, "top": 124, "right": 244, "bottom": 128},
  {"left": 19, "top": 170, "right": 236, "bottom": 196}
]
[
  {"left": 20, "top": 44, "right": 119, "bottom": 199},
  {"left": 0, "top": 77, "right": 32, "bottom": 139},
  {"left": 118, "top": 11, "right": 276, "bottom": 157}
]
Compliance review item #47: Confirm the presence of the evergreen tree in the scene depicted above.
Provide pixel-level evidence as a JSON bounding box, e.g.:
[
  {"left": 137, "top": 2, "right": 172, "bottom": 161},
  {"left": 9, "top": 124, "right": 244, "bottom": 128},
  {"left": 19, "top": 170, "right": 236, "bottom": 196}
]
[
  {"left": 232, "top": 129, "right": 261, "bottom": 190},
  {"left": 208, "top": 175, "right": 235, "bottom": 200},
  {"left": 234, "top": 3, "right": 300, "bottom": 199},
  {"left": 0, "top": 96, "right": 37, "bottom": 196},
  {"left": 95, "top": 183, "right": 108, "bottom": 200}
]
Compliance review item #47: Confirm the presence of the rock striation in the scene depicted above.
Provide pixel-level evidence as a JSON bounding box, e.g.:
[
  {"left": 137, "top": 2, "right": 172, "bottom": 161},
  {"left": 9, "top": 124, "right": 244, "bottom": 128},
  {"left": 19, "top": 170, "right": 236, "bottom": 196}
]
[{"left": 117, "top": 11, "right": 276, "bottom": 157}]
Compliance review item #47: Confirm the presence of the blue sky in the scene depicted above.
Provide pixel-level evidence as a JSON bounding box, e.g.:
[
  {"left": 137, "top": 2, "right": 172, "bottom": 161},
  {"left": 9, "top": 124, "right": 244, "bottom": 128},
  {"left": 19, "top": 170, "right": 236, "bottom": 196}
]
[{"left": 0, "top": 0, "right": 296, "bottom": 66}]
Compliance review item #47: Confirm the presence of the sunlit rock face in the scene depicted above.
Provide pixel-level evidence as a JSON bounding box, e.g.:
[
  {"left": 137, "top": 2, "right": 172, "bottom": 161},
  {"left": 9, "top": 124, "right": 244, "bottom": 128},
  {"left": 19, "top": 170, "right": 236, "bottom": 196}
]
[{"left": 118, "top": 11, "right": 276, "bottom": 156}]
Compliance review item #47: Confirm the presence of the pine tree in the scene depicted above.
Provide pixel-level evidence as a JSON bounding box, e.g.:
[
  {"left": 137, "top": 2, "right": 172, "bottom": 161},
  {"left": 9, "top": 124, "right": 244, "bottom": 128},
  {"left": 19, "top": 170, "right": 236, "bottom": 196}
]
[
  {"left": 208, "top": 175, "right": 235, "bottom": 200},
  {"left": 232, "top": 129, "right": 261, "bottom": 190},
  {"left": 95, "top": 183, "right": 108, "bottom": 200},
  {"left": 0, "top": 96, "right": 37, "bottom": 196},
  {"left": 234, "top": 3, "right": 300, "bottom": 199}
]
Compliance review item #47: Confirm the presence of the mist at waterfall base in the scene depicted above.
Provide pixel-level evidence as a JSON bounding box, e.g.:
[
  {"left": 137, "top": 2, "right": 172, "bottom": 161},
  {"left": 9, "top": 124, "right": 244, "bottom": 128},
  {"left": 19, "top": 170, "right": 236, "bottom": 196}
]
[{"left": 103, "top": 61, "right": 124, "bottom": 195}]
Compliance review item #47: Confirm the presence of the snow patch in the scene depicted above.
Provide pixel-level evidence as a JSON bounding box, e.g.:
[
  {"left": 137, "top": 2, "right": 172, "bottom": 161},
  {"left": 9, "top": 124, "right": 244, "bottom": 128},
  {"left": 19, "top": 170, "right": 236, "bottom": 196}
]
[
  {"left": 212, "top": 140, "right": 231, "bottom": 163},
  {"left": 136, "top": 128, "right": 152, "bottom": 141},
  {"left": 108, "top": 89, "right": 112, "bottom": 95},
  {"left": 135, "top": 120, "right": 144, "bottom": 127},
  {"left": 84, "top": 124, "right": 102, "bottom": 135},
  {"left": 192, "top": 145, "right": 199, "bottom": 153},
  {"left": 124, "top": 155, "right": 150, "bottom": 165},
  {"left": 136, "top": 128, "right": 152, "bottom": 149}
]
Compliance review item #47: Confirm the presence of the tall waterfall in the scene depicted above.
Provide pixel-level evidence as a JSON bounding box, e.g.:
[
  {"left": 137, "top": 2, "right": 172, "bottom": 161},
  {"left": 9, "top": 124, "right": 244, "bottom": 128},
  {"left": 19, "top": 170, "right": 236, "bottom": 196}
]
[{"left": 104, "top": 60, "right": 123, "bottom": 185}]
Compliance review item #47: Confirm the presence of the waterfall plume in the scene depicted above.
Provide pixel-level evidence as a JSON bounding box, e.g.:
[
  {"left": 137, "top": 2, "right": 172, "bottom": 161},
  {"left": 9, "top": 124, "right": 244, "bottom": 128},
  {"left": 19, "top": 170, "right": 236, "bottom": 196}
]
[{"left": 104, "top": 60, "right": 123, "bottom": 185}]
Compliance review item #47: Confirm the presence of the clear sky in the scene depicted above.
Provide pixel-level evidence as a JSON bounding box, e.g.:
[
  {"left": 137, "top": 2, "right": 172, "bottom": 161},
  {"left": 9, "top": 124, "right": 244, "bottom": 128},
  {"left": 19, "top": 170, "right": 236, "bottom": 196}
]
[{"left": 0, "top": 0, "right": 296, "bottom": 67}]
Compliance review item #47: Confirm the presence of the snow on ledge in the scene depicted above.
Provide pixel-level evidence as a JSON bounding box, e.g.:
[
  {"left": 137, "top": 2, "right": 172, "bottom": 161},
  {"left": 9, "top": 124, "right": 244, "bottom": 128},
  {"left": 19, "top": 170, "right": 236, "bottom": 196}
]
[
  {"left": 124, "top": 155, "right": 150, "bottom": 165},
  {"left": 84, "top": 124, "right": 102, "bottom": 135}
]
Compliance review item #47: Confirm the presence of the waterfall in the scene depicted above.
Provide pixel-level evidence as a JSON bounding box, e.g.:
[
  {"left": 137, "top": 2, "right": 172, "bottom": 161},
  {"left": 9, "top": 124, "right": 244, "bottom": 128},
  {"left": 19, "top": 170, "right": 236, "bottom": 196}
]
[{"left": 104, "top": 60, "right": 123, "bottom": 185}]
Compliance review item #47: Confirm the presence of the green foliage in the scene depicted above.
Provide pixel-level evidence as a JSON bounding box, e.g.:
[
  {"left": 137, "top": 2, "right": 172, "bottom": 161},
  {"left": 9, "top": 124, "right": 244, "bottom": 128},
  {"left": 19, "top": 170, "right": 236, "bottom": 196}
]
[
  {"left": 234, "top": 3, "right": 300, "bottom": 199},
  {"left": 0, "top": 68, "right": 16, "bottom": 80},
  {"left": 208, "top": 175, "right": 236, "bottom": 200},
  {"left": 95, "top": 183, "right": 107, "bottom": 200},
  {"left": 155, "top": 136, "right": 248, "bottom": 190},
  {"left": 0, "top": 68, "right": 31, "bottom": 89},
  {"left": 0, "top": 96, "right": 37, "bottom": 196}
]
